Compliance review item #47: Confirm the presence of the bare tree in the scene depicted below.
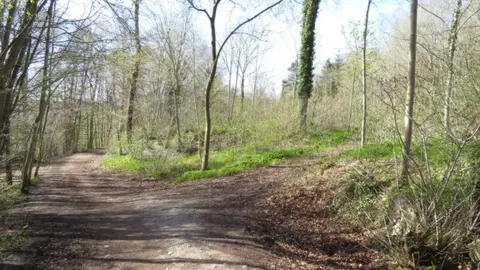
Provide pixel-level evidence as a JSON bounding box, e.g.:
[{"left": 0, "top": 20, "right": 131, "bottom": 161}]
[
  {"left": 0, "top": 0, "right": 48, "bottom": 154},
  {"left": 153, "top": 15, "right": 190, "bottom": 151},
  {"left": 400, "top": 0, "right": 418, "bottom": 183},
  {"left": 360, "top": 0, "right": 372, "bottom": 147},
  {"left": 235, "top": 25, "right": 266, "bottom": 115},
  {"left": 21, "top": 0, "right": 55, "bottom": 193},
  {"left": 444, "top": 0, "right": 462, "bottom": 136},
  {"left": 186, "top": 0, "right": 284, "bottom": 170}
]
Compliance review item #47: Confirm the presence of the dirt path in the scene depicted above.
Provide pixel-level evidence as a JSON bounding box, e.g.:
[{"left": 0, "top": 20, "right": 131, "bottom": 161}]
[
  {"left": 2, "top": 149, "right": 381, "bottom": 270},
  {"left": 2, "top": 152, "right": 279, "bottom": 270}
]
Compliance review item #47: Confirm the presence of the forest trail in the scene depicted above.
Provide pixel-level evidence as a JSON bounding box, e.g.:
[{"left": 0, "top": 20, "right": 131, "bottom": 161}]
[
  {"left": 2, "top": 147, "right": 378, "bottom": 270},
  {"left": 2, "top": 151, "right": 280, "bottom": 270}
]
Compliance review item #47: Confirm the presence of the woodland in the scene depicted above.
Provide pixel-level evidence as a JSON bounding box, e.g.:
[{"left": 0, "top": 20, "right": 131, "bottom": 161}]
[{"left": 1, "top": 0, "right": 480, "bottom": 269}]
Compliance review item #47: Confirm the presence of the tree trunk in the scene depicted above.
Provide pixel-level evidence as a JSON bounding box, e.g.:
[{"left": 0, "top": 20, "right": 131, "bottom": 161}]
[
  {"left": 4, "top": 117, "right": 12, "bottom": 185},
  {"left": 360, "top": 0, "right": 372, "bottom": 147},
  {"left": 21, "top": 0, "right": 54, "bottom": 193},
  {"left": 74, "top": 114, "right": 80, "bottom": 152},
  {"left": 34, "top": 101, "right": 51, "bottom": 177},
  {"left": 191, "top": 45, "right": 202, "bottom": 161},
  {"left": 297, "top": 0, "right": 321, "bottom": 133},
  {"left": 174, "top": 78, "right": 182, "bottom": 151},
  {"left": 444, "top": 0, "right": 462, "bottom": 136},
  {"left": 201, "top": 17, "right": 218, "bottom": 170},
  {"left": 126, "top": 0, "right": 141, "bottom": 144},
  {"left": 0, "top": 1, "right": 7, "bottom": 39},
  {"left": 347, "top": 61, "right": 357, "bottom": 131},
  {"left": 0, "top": 0, "right": 19, "bottom": 151},
  {"left": 88, "top": 109, "right": 94, "bottom": 149},
  {"left": 226, "top": 54, "right": 233, "bottom": 122},
  {"left": 231, "top": 59, "right": 240, "bottom": 120},
  {"left": 75, "top": 86, "right": 84, "bottom": 153},
  {"left": 400, "top": 0, "right": 418, "bottom": 183},
  {"left": 200, "top": 4, "right": 223, "bottom": 171},
  {"left": 299, "top": 96, "right": 309, "bottom": 132},
  {"left": 88, "top": 81, "right": 97, "bottom": 149},
  {"left": 240, "top": 71, "right": 245, "bottom": 114},
  {"left": 187, "top": 0, "right": 284, "bottom": 170}
]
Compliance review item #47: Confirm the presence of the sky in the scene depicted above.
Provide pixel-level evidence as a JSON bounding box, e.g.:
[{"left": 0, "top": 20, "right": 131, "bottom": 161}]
[
  {"left": 59, "top": 0, "right": 410, "bottom": 96},
  {"left": 260, "top": 0, "right": 409, "bottom": 94},
  {"left": 181, "top": 0, "right": 409, "bottom": 95}
]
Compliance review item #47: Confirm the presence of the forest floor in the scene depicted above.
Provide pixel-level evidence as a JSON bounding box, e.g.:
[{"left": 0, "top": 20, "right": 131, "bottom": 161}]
[{"left": 1, "top": 148, "right": 383, "bottom": 270}]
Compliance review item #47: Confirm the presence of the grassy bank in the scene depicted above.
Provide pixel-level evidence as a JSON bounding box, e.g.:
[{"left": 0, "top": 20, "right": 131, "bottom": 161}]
[
  {"left": 102, "top": 130, "right": 354, "bottom": 183},
  {"left": 331, "top": 139, "right": 480, "bottom": 268}
]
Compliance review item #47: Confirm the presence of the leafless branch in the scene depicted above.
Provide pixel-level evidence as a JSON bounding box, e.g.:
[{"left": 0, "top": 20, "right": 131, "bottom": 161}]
[
  {"left": 185, "top": 0, "right": 211, "bottom": 19},
  {"left": 418, "top": 4, "right": 446, "bottom": 25},
  {"left": 216, "top": 0, "right": 284, "bottom": 58}
]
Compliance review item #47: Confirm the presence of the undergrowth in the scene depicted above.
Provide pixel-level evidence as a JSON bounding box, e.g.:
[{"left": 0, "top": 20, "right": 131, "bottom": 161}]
[
  {"left": 0, "top": 224, "right": 30, "bottom": 258},
  {"left": 332, "top": 138, "right": 480, "bottom": 268},
  {"left": 338, "top": 138, "right": 471, "bottom": 166},
  {"left": 0, "top": 176, "right": 40, "bottom": 258},
  {"left": 0, "top": 183, "right": 27, "bottom": 214},
  {"left": 102, "top": 129, "right": 354, "bottom": 183}
]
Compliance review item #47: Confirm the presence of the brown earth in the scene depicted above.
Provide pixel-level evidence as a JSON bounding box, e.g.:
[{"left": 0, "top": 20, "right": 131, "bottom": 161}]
[{"left": 1, "top": 149, "right": 383, "bottom": 270}]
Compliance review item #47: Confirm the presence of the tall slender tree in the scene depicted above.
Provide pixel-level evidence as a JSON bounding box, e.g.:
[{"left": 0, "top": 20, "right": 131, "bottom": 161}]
[
  {"left": 297, "top": 0, "right": 321, "bottom": 133},
  {"left": 400, "top": 0, "right": 418, "bottom": 182},
  {"left": 186, "top": 0, "right": 284, "bottom": 170},
  {"left": 444, "top": 0, "right": 462, "bottom": 136},
  {"left": 126, "top": 0, "right": 141, "bottom": 143},
  {"left": 360, "top": 0, "right": 372, "bottom": 147},
  {"left": 21, "top": 0, "right": 55, "bottom": 193},
  {"left": 0, "top": 0, "right": 48, "bottom": 153}
]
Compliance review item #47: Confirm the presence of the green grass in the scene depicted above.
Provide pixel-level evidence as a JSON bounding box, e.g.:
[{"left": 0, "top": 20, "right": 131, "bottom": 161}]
[
  {"left": 102, "top": 155, "right": 156, "bottom": 172},
  {"left": 338, "top": 138, "right": 480, "bottom": 165},
  {"left": 174, "top": 147, "right": 310, "bottom": 184},
  {"left": 102, "top": 129, "right": 354, "bottom": 183},
  {"left": 339, "top": 141, "right": 402, "bottom": 160}
]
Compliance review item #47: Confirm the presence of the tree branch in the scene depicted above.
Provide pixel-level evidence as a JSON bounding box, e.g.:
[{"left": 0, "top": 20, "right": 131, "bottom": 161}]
[
  {"left": 185, "top": 0, "right": 211, "bottom": 19},
  {"left": 103, "top": 0, "right": 133, "bottom": 34},
  {"left": 216, "top": 0, "right": 284, "bottom": 58},
  {"left": 419, "top": 4, "right": 446, "bottom": 25}
]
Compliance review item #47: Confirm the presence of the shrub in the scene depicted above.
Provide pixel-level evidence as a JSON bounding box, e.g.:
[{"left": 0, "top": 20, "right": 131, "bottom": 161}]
[
  {"left": 333, "top": 139, "right": 480, "bottom": 268},
  {"left": 378, "top": 174, "right": 478, "bottom": 269},
  {"left": 332, "top": 161, "right": 393, "bottom": 225}
]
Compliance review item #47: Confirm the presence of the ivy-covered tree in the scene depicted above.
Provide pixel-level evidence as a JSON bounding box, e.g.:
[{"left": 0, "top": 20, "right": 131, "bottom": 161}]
[{"left": 297, "top": 0, "right": 321, "bottom": 133}]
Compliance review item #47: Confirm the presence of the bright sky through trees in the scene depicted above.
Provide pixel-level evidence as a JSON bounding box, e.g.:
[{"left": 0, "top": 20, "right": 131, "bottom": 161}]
[{"left": 59, "top": 0, "right": 408, "bottom": 95}]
